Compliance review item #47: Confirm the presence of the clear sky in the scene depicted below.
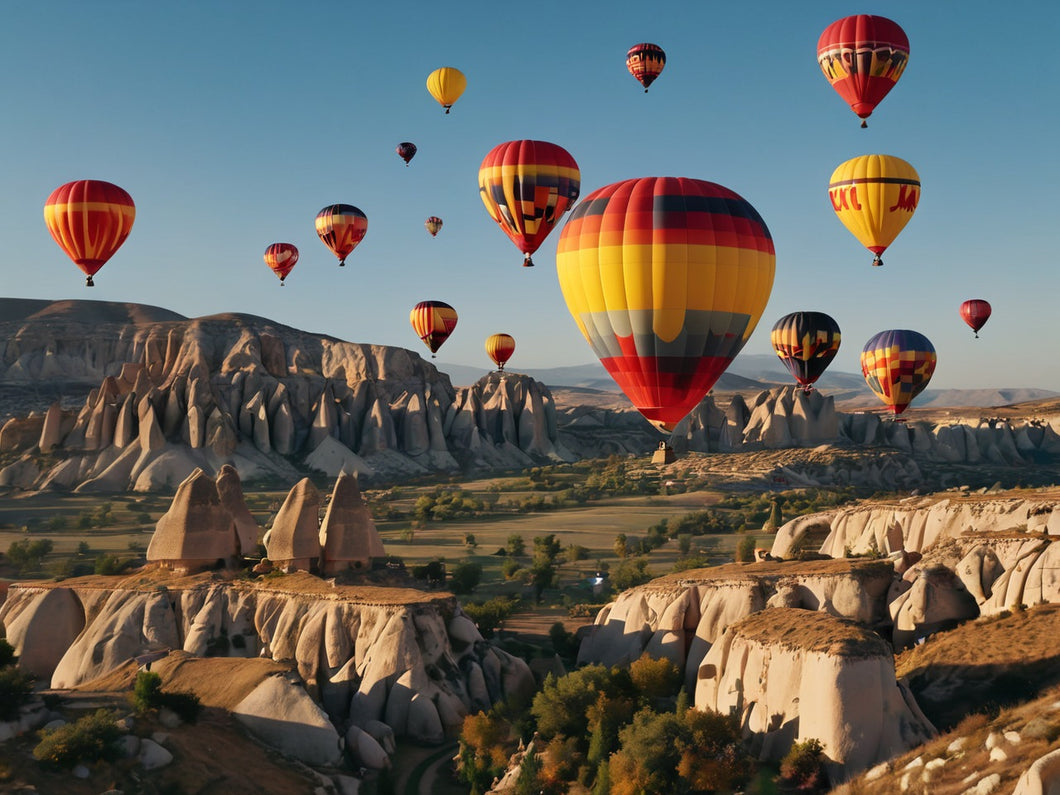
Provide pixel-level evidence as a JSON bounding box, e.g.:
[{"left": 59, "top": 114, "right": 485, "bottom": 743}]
[{"left": 1, "top": 1, "right": 1057, "bottom": 391}]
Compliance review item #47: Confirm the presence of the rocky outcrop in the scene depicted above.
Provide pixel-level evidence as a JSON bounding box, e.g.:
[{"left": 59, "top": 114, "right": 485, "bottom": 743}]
[
  {"left": 575, "top": 560, "right": 896, "bottom": 694},
  {"left": 319, "top": 472, "right": 385, "bottom": 575},
  {"left": 146, "top": 468, "right": 240, "bottom": 573},
  {"left": 694, "top": 609, "right": 935, "bottom": 781},
  {"left": 264, "top": 478, "right": 322, "bottom": 572},
  {"left": 0, "top": 573, "right": 535, "bottom": 750}
]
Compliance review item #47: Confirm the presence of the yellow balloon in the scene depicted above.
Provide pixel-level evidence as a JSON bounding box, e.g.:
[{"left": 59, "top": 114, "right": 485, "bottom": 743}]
[
  {"left": 426, "top": 67, "right": 466, "bottom": 114},
  {"left": 828, "top": 154, "right": 920, "bottom": 267}
]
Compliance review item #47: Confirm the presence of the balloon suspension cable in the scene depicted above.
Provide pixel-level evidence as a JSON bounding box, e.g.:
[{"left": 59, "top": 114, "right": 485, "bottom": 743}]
[
  {"left": 872, "top": 255, "right": 883, "bottom": 267},
  {"left": 523, "top": 254, "right": 534, "bottom": 268},
  {"left": 86, "top": 276, "right": 94, "bottom": 287}
]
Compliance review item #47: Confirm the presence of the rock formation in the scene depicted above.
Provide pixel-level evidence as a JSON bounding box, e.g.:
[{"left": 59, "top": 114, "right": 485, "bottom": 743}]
[
  {"left": 694, "top": 608, "right": 935, "bottom": 781},
  {"left": 146, "top": 468, "right": 241, "bottom": 573},
  {"left": 319, "top": 472, "right": 385, "bottom": 575},
  {"left": 264, "top": 478, "right": 323, "bottom": 572}
]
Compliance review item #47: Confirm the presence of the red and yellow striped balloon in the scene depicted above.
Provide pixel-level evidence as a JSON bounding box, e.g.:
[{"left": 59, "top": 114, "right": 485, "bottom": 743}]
[
  {"left": 485, "top": 333, "right": 515, "bottom": 370},
  {"left": 43, "top": 180, "right": 136, "bottom": 287},
  {"left": 770, "top": 311, "right": 842, "bottom": 389},
  {"left": 860, "top": 329, "right": 936, "bottom": 416},
  {"left": 557, "top": 177, "right": 775, "bottom": 430},
  {"left": 315, "top": 204, "right": 368, "bottom": 266},
  {"left": 264, "top": 243, "right": 299, "bottom": 285},
  {"left": 410, "top": 300, "right": 458, "bottom": 356},
  {"left": 626, "top": 43, "right": 666, "bottom": 92},
  {"left": 478, "top": 140, "right": 580, "bottom": 267},
  {"left": 817, "top": 15, "right": 909, "bottom": 127}
]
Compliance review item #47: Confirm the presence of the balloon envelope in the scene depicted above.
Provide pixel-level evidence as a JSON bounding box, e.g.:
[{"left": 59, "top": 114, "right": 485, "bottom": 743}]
[
  {"left": 770, "top": 311, "right": 841, "bottom": 388},
  {"left": 264, "top": 243, "right": 299, "bottom": 284},
  {"left": 626, "top": 43, "right": 666, "bottom": 91},
  {"left": 485, "top": 333, "right": 515, "bottom": 370},
  {"left": 43, "top": 180, "right": 136, "bottom": 286},
  {"left": 426, "top": 67, "right": 466, "bottom": 113},
  {"left": 315, "top": 204, "right": 368, "bottom": 266},
  {"left": 817, "top": 14, "right": 909, "bottom": 126},
  {"left": 478, "top": 140, "right": 580, "bottom": 267},
  {"left": 959, "top": 299, "right": 991, "bottom": 337},
  {"left": 860, "top": 329, "right": 936, "bottom": 415},
  {"left": 410, "top": 301, "right": 458, "bottom": 355},
  {"left": 556, "top": 176, "right": 776, "bottom": 429},
  {"left": 396, "top": 142, "right": 417, "bottom": 165},
  {"left": 829, "top": 154, "right": 919, "bottom": 267},
  {"left": 425, "top": 216, "right": 443, "bottom": 237}
]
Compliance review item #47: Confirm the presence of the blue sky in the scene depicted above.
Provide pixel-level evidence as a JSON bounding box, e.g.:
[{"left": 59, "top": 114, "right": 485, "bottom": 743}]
[{"left": 1, "top": 1, "right": 1057, "bottom": 391}]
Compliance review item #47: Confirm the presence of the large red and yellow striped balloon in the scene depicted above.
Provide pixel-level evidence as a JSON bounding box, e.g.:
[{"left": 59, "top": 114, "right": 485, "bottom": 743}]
[
  {"left": 43, "top": 180, "right": 136, "bottom": 287},
  {"left": 485, "top": 333, "right": 515, "bottom": 370},
  {"left": 556, "top": 177, "right": 775, "bottom": 430},
  {"left": 315, "top": 204, "right": 368, "bottom": 266},
  {"left": 410, "top": 300, "right": 458, "bottom": 357},
  {"left": 626, "top": 43, "right": 666, "bottom": 92},
  {"left": 817, "top": 15, "right": 909, "bottom": 127},
  {"left": 860, "top": 329, "right": 936, "bottom": 416},
  {"left": 264, "top": 243, "right": 299, "bottom": 285},
  {"left": 770, "top": 311, "right": 842, "bottom": 389},
  {"left": 478, "top": 140, "right": 580, "bottom": 267},
  {"left": 829, "top": 154, "right": 919, "bottom": 267}
]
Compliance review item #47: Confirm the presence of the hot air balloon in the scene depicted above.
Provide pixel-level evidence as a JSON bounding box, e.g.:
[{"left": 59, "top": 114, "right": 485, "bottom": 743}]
[
  {"left": 426, "top": 67, "right": 466, "bottom": 114},
  {"left": 410, "top": 301, "right": 458, "bottom": 357},
  {"left": 396, "top": 142, "right": 417, "bottom": 166},
  {"left": 817, "top": 14, "right": 909, "bottom": 127},
  {"left": 425, "top": 216, "right": 443, "bottom": 237},
  {"left": 959, "top": 299, "right": 992, "bottom": 338},
  {"left": 315, "top": 204, "right": 368, "bottom": 266},
  {"left": 556, "top": 177, "right": 776, "bottom": 431},
  {"left": 43, "top": 180, "right": 136, "bottom": 287},
  {"left": 770, "top": 311, "right": 841, "bottom": 390},
  {"left": 860, "top": 329, "right": 936, "bottom": 416},
  {"left": 626, "top": 43, "right": 666, "bottom": 92},
  {"left": 486, "top": 333, "right": 515, "bottom": 370},
  {"left": 264, "top": 243, "right": 299, "bottom": 285},
  {"left": 478, "top": 140, "right": 580, "bottom": 267},
  {"left": 829, "top": 154, "right": 919, "bottom": 267}
]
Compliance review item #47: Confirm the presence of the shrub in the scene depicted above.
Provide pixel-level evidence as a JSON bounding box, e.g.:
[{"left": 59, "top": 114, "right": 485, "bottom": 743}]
[
  {"left": 33, "top": 709, "right": 122, "bottom": 768},
  {"left": 94, "top": 554, "right": 124, "bottom": 575},
  {"left": 450, "top": 560, "right": 483, "bottom": 594},
  {"left": 133, "top": 671, "right": 202, "bottom": 723},
  {"left": 780, "top": 737, "right": 829, "bottom": 790},
  {"left": 735, "top": 535, "right": 757, "bottom": 563},
  {"left": 0, "top": 638, "right": 15, "bottom": 667},
  {"left": 0, "top": 667, "right": 35, "bottom": 720}
]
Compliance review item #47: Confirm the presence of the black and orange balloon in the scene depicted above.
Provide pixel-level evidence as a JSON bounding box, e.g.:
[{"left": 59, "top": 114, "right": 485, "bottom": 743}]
[
  {"left": 425, "top": 216, "right": 443, "bottom": 237},
  {"left": 557, "top": 177, "right": 775, "bottom": 431},
  {"left": 43, "top": 180, "right": 136, "bottom": 287},
  {"left": 817, "top": 15, "right": 909, "bottom": 127},
  {"left": 264, "top": 243, "right": 299, "bottom": 286},
  {"left": 486, "top": 333, "right": 515, "bottom": 370},
  {"left": 959, "top": 299, "right": 991, "bottom": 338},
  {"left": 770, "top": 312, "right": 842, "bottom": 390},
  {"left": 478, "top": 140, "right": 580, "bottom": 267},
  {"left": 396, "top": 142, "right": 417, "bottom": 166},
  {"left": 315, "top": 204, "right": 367, "bottom": 266},
  {"left": 626, "top": 43, "right": 666, "bottom": 92},
  {"left": 860, "top": 329, "right": 936, "bottom": 416},
  {"left": 410, "top": 301, "right": 458, "bottom": 357}
]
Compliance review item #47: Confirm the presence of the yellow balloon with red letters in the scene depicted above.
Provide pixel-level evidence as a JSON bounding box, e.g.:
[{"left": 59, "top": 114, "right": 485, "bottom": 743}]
[{"left": 828, "top": 154, "right": 919, "bottom": 267}]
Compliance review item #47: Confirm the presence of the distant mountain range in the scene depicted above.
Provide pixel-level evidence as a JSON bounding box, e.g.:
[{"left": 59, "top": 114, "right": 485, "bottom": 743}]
[{"left": 436, "top": 354, "right": 1058, "bottom": 410}]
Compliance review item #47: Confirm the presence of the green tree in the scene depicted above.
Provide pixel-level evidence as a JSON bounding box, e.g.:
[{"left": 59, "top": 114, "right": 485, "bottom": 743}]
[
  {"left": 613, "top": 534, "right": 629, "bottom": 559},
  {"left": 450, "top": 560, "right": 483, "bottom": 594},
  {"left": 459, "top": 711, "right": 513, "bottom": 795},
  {"left": 506, "top": 534, "right": 526, "bottom": 558},
  {"left": 736, "top": 535, "right": 757, "bottom": 563},
  {"left": 610, "top": 558, "right": 650, "bottom": 592}
]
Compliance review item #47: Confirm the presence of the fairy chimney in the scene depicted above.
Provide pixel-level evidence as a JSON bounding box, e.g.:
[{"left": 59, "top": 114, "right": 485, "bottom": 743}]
[
  {"left": 319, "top": 471, "right": 386, "bottom": 575},
  {"left": 147, "top": 468, "right": 240, "bottom": 574},
  {"left": 264, "top": 478, "right": 321, "bottom": 572}
]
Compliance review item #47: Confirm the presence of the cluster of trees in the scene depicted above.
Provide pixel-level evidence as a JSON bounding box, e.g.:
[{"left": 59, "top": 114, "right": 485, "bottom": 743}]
[{"left": 458, "top": 656, "right": 755, "bottom": 794}]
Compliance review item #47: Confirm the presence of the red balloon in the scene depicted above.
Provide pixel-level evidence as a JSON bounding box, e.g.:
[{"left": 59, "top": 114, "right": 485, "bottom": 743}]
[
  {"left": 43, "top": 180, "right": 136, "bottom": 287},
  {"left": 396, "top": 142, "right": 417, "bottom": 166},
  {"left": 264, "top": 243, "right": 299, "bottom": 285},
  {"left": 959, "top": 299, "right": 991, "bottom": 338},
  {"left": 817, "top": 15, "right": 909, "bottom": 127}
]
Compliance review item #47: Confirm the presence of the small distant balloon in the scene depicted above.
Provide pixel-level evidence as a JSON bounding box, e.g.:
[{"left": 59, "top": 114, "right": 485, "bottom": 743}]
[
  {"left": 486, "top": 333, "right": 515, "bottom": 370},
  {"left": 264, "top": 243, "right": 299, "bottom": 286},
  {"left": 770, "top": 311, "right": 842, "bottom": 390},
  {"left": 425, "top": 216, "right": 443, "bottom": 237},
  {"left": 315, "top": 204, "right": 368, "bottom": 266},
  {"left": 626, "top": 43, "right": 666, "bottom": 92},
  {"left": 829, "top": 154, "right": 919, "bottom": 267},
  {"left": 426, "top": 67, "right": 466, "bottom": 114},
  {"left": 396, "top": 142, "right": 417, "bottom": 166},
  {"left": 410, "top": 300, "right": 458, "bottom": 358},
  {"left": 817, "top": 14, "right": 909, "bottom": 127},
  {"left": 43, "top": 179, "right": 136, "bottom": 287},
  {"left": 959, "top": 299, "right": 992, "bottom": 338},
  {"left": 860, "top": 329, "right": 936, "bottom": 416}
]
